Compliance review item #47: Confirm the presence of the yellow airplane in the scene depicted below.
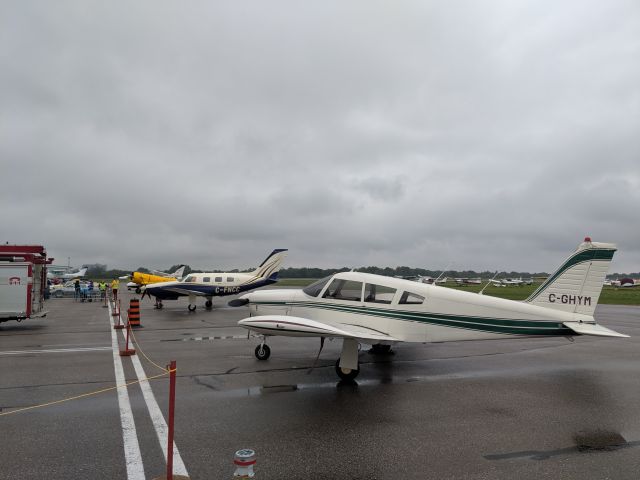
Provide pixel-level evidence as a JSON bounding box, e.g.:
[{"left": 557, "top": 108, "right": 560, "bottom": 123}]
[{"left": 125, "top": 265, "right": 186, "bottom": 294}]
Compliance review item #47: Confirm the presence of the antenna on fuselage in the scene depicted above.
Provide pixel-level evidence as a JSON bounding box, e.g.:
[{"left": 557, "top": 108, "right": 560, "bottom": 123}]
[
  {"left": 479, "top": 271, "right": 500, "bottom": 295},
  {"left": 434, "top": 262, "right": 453, "bottom": 284}
]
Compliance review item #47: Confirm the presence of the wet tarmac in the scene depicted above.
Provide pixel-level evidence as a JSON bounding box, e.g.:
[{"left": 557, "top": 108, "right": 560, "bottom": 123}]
[{"left": 1, "top": 291, "right": 639, "bottom": 479}]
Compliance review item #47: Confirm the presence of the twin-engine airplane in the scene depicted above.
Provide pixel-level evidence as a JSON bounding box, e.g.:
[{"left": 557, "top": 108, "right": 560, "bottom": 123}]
[
  {"left": 143, "top": 249, "right": 288, "bottom": 311},
  {"left": 125, "top": 265, "right": 186, "bottom": 293},
  {"left": 232, "top": 238, "right": 628, "bottom": 381}
]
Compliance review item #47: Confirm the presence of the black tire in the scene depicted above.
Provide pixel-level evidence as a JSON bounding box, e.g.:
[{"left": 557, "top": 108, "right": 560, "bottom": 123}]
[
  {"left": 205, "top": 300, "right": 213, "bottom": 308},
  {"left": 135, "top": 287, "right": 141, "bottom": 294},
  {"left": 188, "top": 304, "right": 196, "bottom": 312},
  {"left": 369, "top": 343, "right": 392, "bottom": 354},
  {"left": 335, "top": 359, "right": 359, "bottom": 381},
  {"left": 54, "top": 290, "right": 64, "bottom": 298},
  {"left": 255, "top": 344, "right": 271, "bottom": 360}
]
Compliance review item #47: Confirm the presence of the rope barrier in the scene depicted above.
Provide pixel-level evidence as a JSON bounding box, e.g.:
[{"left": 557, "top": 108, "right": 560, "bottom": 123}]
[
  {"left": 128, "top": 323, "right": 169, "bottom": 374},
  {"left": 0, "top": 371, "right": 169, "bottom": 417},
  {"left": 1, "top": 296, "right": 178, "bottom": 418}
]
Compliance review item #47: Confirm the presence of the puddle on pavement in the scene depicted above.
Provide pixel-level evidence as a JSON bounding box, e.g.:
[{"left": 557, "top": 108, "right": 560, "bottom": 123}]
[
  {"left": 260, "top": 384, "right": 299, "bottom": 393},
  {"left": 485, "top": 430, "right": 636, "bottom": 461}
]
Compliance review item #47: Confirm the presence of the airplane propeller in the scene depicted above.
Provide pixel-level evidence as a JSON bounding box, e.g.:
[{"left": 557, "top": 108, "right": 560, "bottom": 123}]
[
  {"left": 140, "top": 288, "right": 151, "bottom": 301},
  {"left": 228, "top": 298, "right": 249, "bottom": 307}
]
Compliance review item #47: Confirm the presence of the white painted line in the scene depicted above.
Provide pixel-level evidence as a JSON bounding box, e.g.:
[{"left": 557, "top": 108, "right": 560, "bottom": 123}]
[
  {"left": 108, "top": 302, "right": 146, "bottom": 480},
  {"left": 122, "top": 331, "right": 189, "bottom": 477},
  {"left": 0, "top": 347, "right": 111, "bottom": 356}
]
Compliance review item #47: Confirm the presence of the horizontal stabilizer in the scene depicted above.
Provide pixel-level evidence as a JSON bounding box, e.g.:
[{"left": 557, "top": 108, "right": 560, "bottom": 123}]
[
  {"left": 563, "top": 321, "right": 629, "bottom": 338},
  {"left": 239, "top": 315, "right": 399, "bottom": 342}
]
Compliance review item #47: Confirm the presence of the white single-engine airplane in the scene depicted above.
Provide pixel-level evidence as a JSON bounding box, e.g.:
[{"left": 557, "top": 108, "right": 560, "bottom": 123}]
[
  {"left": 231, "top": 238, "right": 628, "bottom": 381},
  {"left": 48, "top": 267, "right": 88, "bottom": 280},
  {"left": 143, "top": 249, "right": 288, "bottom": 311}
]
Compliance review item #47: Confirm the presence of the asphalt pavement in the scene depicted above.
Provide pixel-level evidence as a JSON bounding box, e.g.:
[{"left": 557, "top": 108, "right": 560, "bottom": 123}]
[{"left": 1, "top": 290, "right": 639, "bottom": 479}]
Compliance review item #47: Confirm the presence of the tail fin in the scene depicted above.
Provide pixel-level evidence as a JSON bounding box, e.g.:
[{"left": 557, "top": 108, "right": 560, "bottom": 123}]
[
  {"left": 252, "top": 249, "right": 288, "bottom": 278},
  {"left": 70, "top": 267, "right": 88, "bottom": 278},
  {"left": 524, "top": 237, "right": 616, "bottom": 316},
  {"left": 172, "top": 265, "right": 186, "bottom": 279}
]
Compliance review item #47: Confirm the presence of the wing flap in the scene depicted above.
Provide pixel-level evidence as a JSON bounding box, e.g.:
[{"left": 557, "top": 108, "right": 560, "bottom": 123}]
[
  {"left": 563, "top": 321, "right": 629, "bottom": 338},
  {"left": 238, "top": 315, "right": 398, "bottom": 341}
]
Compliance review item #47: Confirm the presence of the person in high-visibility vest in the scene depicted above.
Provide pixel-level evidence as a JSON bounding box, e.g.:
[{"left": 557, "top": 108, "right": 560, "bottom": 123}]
[{"left": 110, "top": 278, "right": 120, "bottom": 301}]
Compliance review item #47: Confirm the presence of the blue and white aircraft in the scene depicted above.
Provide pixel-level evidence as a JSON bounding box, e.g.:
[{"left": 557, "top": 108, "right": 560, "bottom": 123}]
[
  {"left": 142, "top": 249, "right": 288, "bottom": 311},
  {"left": 232, "top": 238, "right": 627, "bottom": 381}
]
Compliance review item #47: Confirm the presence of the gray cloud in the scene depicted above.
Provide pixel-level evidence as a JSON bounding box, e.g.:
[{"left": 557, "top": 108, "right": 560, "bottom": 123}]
[{"left": 1, "top": 0, "right": 639, "bottom": 273}]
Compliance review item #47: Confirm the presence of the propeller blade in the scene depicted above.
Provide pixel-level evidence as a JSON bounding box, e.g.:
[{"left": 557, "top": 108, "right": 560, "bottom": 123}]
[{"left": 228, "top": 298, "right": 249, "bottom": 307}]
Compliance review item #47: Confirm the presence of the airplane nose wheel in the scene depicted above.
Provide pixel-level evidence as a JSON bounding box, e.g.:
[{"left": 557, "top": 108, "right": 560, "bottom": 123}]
[
  {"left": 335, "top": 359, "right": 359, "bottom": 381},
  {"left": 255, "top": 343, "right": 271, "bottom": 360},
  {"left": 188, "top": 304, "right": 196, "bottom": 312}
]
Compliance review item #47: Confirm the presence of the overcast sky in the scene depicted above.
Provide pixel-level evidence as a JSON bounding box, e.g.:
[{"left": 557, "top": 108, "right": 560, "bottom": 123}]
[{"left": 2, "top": 1, "right": 639, "bottom": 273}]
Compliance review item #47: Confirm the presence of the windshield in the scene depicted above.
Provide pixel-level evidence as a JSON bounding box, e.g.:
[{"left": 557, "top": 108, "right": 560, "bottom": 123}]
[{"left": 302, "top": 275, "right": 333, "bottom": 297}]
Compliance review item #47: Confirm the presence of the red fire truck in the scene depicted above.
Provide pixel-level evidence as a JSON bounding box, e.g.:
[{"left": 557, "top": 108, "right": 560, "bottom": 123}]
[{"left": 0, "top": 245, "right": 53, "bottom": 323}]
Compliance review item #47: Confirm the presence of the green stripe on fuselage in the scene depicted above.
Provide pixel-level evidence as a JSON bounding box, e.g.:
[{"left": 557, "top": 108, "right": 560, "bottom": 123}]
[{"left": 252, "top": 301, "right": 572, "bottom": 336}]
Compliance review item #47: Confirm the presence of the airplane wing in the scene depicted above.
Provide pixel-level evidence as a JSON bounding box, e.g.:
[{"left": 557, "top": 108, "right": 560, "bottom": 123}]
[
  {"left": 563, "top": 322, "right": 629, "bottom": 338},
  {"left": 150, "top": 265, "right": 186, "bottom": 278},
  {"left": 156, "top": 286, "right": 208, "bottom": 296},
  {"left": 150, "top": 269, "right": 172, "bottom": 277},
  {"left": 238, "top": 315, "right": 400, "bottom": 342}
]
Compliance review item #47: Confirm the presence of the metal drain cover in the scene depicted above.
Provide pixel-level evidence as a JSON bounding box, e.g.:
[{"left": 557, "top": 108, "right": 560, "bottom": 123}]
[{"left": 260, "top": 384, "right": 298, "bottom": 393}]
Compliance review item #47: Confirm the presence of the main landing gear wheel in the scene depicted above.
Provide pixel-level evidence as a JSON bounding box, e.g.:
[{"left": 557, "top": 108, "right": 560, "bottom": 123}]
[
  {"left": 188, "top": 304, "right": 196, "bottom": 312},
  {"left": 255, "top": 344, "right": 271, "bottom": 360},
  {"left": 369, "top": 343, "right": 392, "bottom": 355},
  {"left": 205, "top": 300, "right": 213, "bottom": 309},
  {"left": 135, "top": 287, "right": 141, "bottom": 294},
  {"left": 335, "top": 359, "right": 360, "bottom": 381}
]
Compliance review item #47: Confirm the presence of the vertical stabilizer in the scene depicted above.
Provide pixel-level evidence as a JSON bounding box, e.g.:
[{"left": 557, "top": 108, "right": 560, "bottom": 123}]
[
  {"left": 252, "top": 249, "right": 288, "bottom": 279},
  {"left": 524, "top": 238, "right": 616, "bottom": 316},
  {"left": 172, "top": 265, "right": 186, "bottom": 279}
]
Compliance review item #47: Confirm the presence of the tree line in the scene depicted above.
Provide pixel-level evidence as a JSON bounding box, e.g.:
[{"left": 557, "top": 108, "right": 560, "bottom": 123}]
[{"left": 82, "top": 263, "right": 639, "bottom": 280}]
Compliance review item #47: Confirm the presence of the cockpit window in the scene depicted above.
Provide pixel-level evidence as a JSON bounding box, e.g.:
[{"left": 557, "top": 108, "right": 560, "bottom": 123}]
[
  {"left": 322, "top": 279, "right": 363, "bottom": 302},
  {"left": 184, "top": 276, "right": 196, "bottom": 283},
  {"left": 302, "top": 276, "right": 332, "bottom": 297},
  {"left": 399, "top": 291, "right": 425, "bottom": 305},
  {"left": 364, "top": 284, "right": 397, "bottom": 304}
]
